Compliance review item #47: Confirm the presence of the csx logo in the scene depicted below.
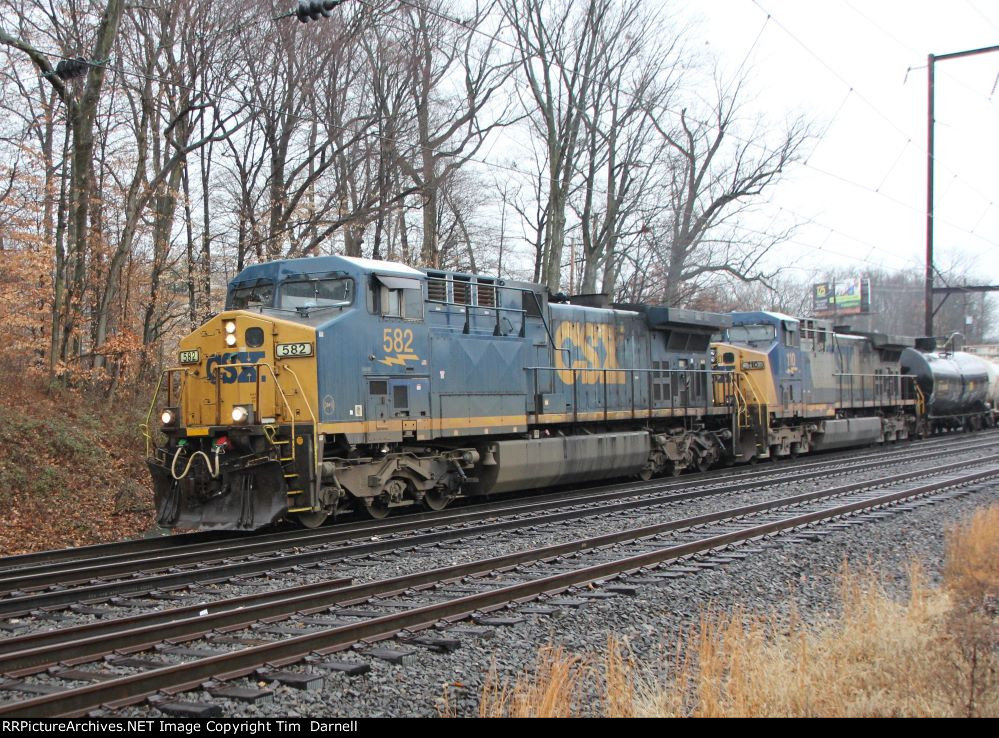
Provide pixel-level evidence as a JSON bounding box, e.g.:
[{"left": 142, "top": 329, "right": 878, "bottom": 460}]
[
  {"left": 206, "top": 352, "right": 267, "bottom": 384},
  {"left": 554, "top": 321, "right": 627, "bottom": 385}
]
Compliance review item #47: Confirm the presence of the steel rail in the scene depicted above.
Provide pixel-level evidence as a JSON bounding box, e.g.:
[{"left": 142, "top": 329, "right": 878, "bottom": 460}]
[
  {"left": 2, "top": 429, "right": 992, "bottom": 573},
  {"left": 0, "top": 450, "right": 996, "bottom": 617},
  {"left": 0, "top": 458, "right": 996, "bottom": 673},
  {"left": 2, "top": 463, "right": 997, "bottom": 717},
  {"left": 3, "top": 437, "right": 997, "bottom": 596}
]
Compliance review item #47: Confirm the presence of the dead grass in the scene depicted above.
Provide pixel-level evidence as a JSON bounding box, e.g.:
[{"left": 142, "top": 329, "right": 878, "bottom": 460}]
[{"left": 478, "top": 504, "right": 999, "bottom": 717}]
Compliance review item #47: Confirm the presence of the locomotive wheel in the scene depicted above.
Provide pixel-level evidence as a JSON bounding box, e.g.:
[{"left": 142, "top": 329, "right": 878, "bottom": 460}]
[
  {"left": 422, "top": 487, "right": 452, "bottom": 511},
  {"left": 295, "top": 510, "right": 328, "bottom": 529},
  {"left": 360, "top": 497, "right": 391, "bottom": 520}
]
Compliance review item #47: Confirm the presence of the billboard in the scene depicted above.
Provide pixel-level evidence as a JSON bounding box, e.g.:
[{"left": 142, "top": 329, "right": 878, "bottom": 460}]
[{"left": 813, "top": 278, "right": 871, "bottom": 317}]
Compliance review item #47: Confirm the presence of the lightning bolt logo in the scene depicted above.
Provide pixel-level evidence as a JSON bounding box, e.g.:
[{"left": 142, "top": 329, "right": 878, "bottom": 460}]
[{"left": 379, "top": 354, "right": 419, "bottom": 367}]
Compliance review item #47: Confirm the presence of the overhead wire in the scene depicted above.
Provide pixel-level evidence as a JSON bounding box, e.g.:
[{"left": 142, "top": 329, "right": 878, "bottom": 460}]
[{"left": 2, "top": 0, "right": 997, "bottom": 269}]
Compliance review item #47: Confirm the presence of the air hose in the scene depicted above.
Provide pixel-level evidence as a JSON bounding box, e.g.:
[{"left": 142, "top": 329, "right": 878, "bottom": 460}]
[{"left": 170, "top": 445, "right": 222, "bottom": 481}]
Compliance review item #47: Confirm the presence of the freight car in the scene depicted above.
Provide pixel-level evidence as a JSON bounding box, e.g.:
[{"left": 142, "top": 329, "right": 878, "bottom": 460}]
[
  {"left": 900, "top": 341, "right": 994, "bottom": 432},
  {"left": 146, "top": 255, "right": 739, "bottom": 530},
  {"left": 987, "top": 361, "right": 999, "bottom": 422}
]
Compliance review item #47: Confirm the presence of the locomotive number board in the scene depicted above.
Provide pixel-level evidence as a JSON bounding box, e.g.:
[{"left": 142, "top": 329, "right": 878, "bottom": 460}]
[{"left": 276, "top": 342, "right": 314, "bottom": 358}]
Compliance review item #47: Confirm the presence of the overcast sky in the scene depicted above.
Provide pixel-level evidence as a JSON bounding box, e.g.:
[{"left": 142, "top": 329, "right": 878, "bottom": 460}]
[{"left": 687, "top": 0, "right": 999, "bottom": 287}]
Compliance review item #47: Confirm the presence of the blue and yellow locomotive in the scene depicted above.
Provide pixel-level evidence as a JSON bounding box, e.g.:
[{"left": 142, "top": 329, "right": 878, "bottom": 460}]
[
  {"left": 712, "top": 313, "right": 919, "bottom": 460},
  {"left": 146, "top": 255, "right": 740, "bottom": 529}
]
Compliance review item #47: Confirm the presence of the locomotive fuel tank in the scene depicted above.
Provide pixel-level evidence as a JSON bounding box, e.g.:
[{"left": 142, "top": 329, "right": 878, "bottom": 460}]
[
  {"left": 900, "top": 348, "right": 990, "bottom": 418},
  {"left": 471, "top": 432, "right": 651, "bottom": 496}
]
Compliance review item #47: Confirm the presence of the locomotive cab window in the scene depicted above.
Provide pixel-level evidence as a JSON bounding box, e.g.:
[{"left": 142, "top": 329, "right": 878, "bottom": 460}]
[
  {"left": 726, "top": 324, "right": 776, "bottom": 345},
  {"left": 370, "top": 275, "right": 424, "bottom": 320},
  {"left": 782, "top": 321, "right": 799, "bottom": 348},
  {"left": 228, "top": 280, "right": 274, "bottom": 310},
  {"left": 279, "top": 277, "right": 353, "bottom": 312}
]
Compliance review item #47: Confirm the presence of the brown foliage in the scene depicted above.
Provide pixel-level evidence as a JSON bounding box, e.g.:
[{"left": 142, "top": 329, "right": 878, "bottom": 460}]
[
  {"left": 478, "top": 505, "right": 999, "bottom": 717},
  {"left": 0, "top": 374, "right": 154, "bottom": 555}
]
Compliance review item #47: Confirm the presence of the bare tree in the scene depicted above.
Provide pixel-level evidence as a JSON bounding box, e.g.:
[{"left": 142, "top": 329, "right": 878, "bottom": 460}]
[
  {"left": 646, "top": 76, "right": 809, "bottom": 305},
  {"left": 502, "top": 0, "right": 607, "bottom": 291},
  {"left": 395, "top": 0, "right": 514, "bottom": 268},
  {"left": 0, "top": 0, "right": 126, "bottom": 367},
  {"left": 90, "top": 0, "right": 245, "bottom": 368},
  {"left": 570, "top": 1, "right": 683, "bottom": 296}
]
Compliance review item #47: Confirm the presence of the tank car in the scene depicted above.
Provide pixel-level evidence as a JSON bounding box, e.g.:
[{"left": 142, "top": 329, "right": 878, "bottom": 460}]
[
  {"left": 145, "top": 255, "right": 736, "bottom": 530},
  {"left": 985, "top": 360, "right": 999, "bottom": 422},
  {"left": 900, "top": 346, "right": 993, "bottom": 431}
]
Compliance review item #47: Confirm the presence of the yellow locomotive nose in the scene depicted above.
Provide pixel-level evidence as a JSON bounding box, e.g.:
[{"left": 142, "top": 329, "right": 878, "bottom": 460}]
[
  {"left": 147, "top": 310, "right": 321, "bottom": 529},
  {"left": 168, "top": 312, "right": 318, "bottom": 430}
]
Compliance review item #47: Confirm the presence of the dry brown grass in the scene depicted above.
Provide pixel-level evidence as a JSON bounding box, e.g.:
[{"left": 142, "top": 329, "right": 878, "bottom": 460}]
[
  {"left": 478, "top": 646, "right": 585, "bottom": 717},
  {"left": 478, "top": 504, "right": 999, "bottom": 718}
]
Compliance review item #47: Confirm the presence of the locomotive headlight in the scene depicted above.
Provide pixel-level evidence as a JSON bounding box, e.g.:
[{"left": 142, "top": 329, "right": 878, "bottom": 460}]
[
  {"left": 225, "top": 320, "right": 237, "bottom": 334},
  {"left": 225, "top": 333, "right": 238, "bottom": 347},
  {"left": 160, "top": 408, "right": 178, "bottom": 427},
  {"left": 231, "top": 405, "right": 253, "bottom": 425}
]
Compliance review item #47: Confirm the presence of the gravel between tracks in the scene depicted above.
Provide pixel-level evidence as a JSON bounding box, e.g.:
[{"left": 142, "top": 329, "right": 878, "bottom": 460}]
[
  {"left": 105, "top": 456, "right": 999, "bottom": 718},
  {"left": 8, "top": 445, "right": 996, "bottom": 644}
]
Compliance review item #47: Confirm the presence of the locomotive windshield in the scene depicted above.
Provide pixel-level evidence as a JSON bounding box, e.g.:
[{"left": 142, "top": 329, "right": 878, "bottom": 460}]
[
  {"left": 228, "top": 280, "right": 274, "bottom": 310},
  {"left": 279, "top": 277, "right": 353, "bottom": 312},
  {"left": 726, "top": 324, "right": 776, "bottom": 344}
]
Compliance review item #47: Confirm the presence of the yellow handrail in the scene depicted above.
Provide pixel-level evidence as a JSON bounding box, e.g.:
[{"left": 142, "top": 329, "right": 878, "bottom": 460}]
[
  {"left": 736, "top": 370, "right": 768, "bottom": 431},
  {"left": 142, "top": 367, "right": 187, "bottom": 457},
  {"left": 278, "top": 363, "right": 321, "bottom": 476},
  {"left": 914, "top": 382, "right": 926, "bottom": 417},
  {"left": 143, "top": 360, "right": 319, "bottom": 479},
  {"left": 207, "top": 361, "right": 320, "bottom": 478}
]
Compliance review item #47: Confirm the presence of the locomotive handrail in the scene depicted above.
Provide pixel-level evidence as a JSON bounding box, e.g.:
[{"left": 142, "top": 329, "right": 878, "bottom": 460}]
[
  {"left": 278, "top": 362, "right": 321, "bottom": 476},
  {"left": 832, "top": 372, "right": 916, "bottom": 407},
  {"left": 208, "top": 361, "right": 320, "bottom": 478},
  {"left": 734, "top": 369, "right": 768, "bottom": 430},
  {"left": 524, "top": 365, "right": 720, "bottom": 422},
  {"left": 427, "top": 276, "right": 571, "bottom": 363},
  {"left": 142, "top": 367, "right": 188, "bottom": 458},
  {"left": 914, "top": 383, "right": 927, "bottom": 417}
]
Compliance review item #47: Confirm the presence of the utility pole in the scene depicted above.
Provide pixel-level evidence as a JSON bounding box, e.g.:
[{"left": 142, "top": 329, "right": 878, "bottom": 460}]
[{"left": 925, "top": 44, "right": 999, "bottom": 338}]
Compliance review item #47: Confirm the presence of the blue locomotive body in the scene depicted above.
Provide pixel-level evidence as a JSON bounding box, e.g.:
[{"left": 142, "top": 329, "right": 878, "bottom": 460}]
[
  {"left": 151, "top": 256, "right": 736, "bottom": 527},
  {"left": 718, "top": 312, "right": 918, "bottom": 458}
]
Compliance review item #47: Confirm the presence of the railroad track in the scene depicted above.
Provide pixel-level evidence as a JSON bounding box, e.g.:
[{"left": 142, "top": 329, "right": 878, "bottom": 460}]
[
  {"left": 2, "top": 429, "right": 993, "bottom": 575},
  {"left": 0, "top": 456, "right": 996, "bottom": 717},
  {"left": 0, "top": 436, "right": 996, "bottom": 617}
]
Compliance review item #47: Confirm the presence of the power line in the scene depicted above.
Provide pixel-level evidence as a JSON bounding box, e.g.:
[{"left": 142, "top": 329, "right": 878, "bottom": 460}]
[
  {"left": 10, "top": 30, "right": 993, "bottom": 270},
  {"left": 749, "top": 0, "right": 999, "bottom": 211},
  {"left": 380, "top": 0, "right": 999, "bottom": 256},
  {"left": 2, "top": 1, "right": 996, "bottom": 270},
  {"left": 845, "top": 0, "right": 999, "bottom": 121},
  {"left": 964, "top": 0, "right": 999, "bottom": 36}
]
